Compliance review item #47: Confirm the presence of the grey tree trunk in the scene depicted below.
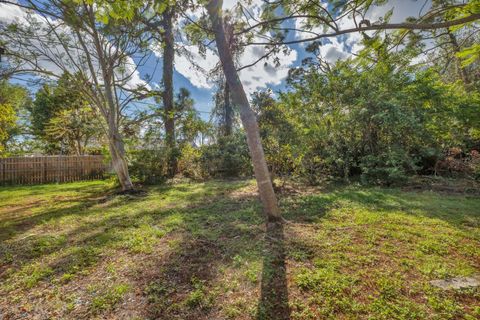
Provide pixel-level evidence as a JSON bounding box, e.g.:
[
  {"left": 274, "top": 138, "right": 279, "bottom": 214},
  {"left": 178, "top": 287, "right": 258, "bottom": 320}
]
[
  {"left": 224, "top": 82, "right": 233, "bottom": 136},
  {"left": 86, "top": 7, "right": 134, "bottom": 191},
  {"left": 102, "top": 70, "right": 134, "bottom": 191},
  {"left": 207, "top": 0, "right": 281, "bottom": 221},
  {"left": 162, "top": 7, "right": 177, "bottom": 177},
  {"left": 105, "top": 86, "right": 134, "bottom": 191},
  {"left": 447, "top": 31, "right": 471, "bottom": 85},
  {"left": 108, "top": 126, "right": 134, "bottom": 191}
]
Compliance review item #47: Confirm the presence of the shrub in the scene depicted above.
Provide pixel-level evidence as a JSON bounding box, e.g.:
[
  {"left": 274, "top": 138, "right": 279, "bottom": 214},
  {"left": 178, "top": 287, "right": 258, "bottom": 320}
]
[
  {"left": 360, "top": 151, "right": 411, "bottom": 186},
  {"left": 129, "top": 149, "right": 168, "bottom": 184},
  {"left": 199, "top": 133, "right": 252, "bottom": 178},
  {"left": 178, "top": 144, "right": 204, "bottom": 180}
]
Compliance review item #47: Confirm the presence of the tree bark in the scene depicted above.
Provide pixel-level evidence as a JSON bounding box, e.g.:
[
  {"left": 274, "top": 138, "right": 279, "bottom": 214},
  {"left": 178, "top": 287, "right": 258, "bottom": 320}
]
[
  {"left": 103, "top": 73, "right": 134, "bottom": 191},
  {"left": 224, "top": 82, "right": 233, "bottom": 136},
  {"left": 206, "top": 0, "right": 281, "bottom": 221},
  {"left": 447, "top": 31, "right": 471, "bottom": 85},
  {"left": 107, "top": 122, "right": 134, "bottom": 191},
  {"left": 85, "top": 6, "right": 134, "bottom": 191},
  {"left": 162, "top": 7, "right": 177, "bottom": 177}
]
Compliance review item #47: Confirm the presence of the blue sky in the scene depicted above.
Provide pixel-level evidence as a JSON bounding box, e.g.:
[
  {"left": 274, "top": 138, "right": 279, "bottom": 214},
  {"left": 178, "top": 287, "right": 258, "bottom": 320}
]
[
  {"left": 144, "top": 0, "right": 428, "bottom": 118},
  {"left": 2, "top": 0, "right": 431, "bottom": 119}
]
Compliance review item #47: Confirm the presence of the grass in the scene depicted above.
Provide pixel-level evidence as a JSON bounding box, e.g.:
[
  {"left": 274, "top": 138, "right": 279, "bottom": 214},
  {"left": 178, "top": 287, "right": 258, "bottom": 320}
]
[{"left": 0, "top": 178, "right": 479, "bottom": 319}]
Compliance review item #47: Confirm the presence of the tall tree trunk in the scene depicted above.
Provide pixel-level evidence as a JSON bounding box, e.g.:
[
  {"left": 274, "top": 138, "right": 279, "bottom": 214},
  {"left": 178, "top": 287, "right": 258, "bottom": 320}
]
[
  {"left": 447, "top": 31, "right": 471, "bottom": 85},
  {"left": 103, "top": 76, "right": 134, "bottom": 191},
  {"left": 224, "top": 82, "right": 233, "bottom": 136},
  {"left": 76, "top": 137, "right": 82, "bottom": 155},
  {"left": 162, "top": 7, "right": 177, "bottom": 177},
  {"left": 85, "top": 8, "right": 134, "bottom": 191},
  {"left": 207, "top": 0, "right": 281, "bottom": 221}
]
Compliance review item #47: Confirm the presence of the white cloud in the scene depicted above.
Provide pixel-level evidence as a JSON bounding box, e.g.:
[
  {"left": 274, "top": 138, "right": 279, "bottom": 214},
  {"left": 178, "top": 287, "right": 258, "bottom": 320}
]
[
  {"left": 166, "top": 0, "right": 297, "bottom": 94},
  {"left": 153, "top": 39, "right": 297, "bottom": 94},
  {"left": 238, "top": 45, "right": 297, "bottom": 94},
  {"left": 174, "top": 45, "right": 219, "bottom": 88},
  {"left": 223, "top": 0, "right": 264, "bottom": 11},
  {"left": 0, "top": 1, "right": 24, "bottom": 24},
  {"left": 0, "top": 2, "right": 148, "bottom": 90},
  {"left": 295, "top": 0, "right": 432, "bottom": 61}
]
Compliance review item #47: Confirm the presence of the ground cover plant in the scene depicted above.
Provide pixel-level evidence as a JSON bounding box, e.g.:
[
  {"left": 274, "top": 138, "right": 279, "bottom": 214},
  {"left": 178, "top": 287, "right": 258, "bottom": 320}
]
[{"left": 0, "top": 178, "right": 479, "bottom": 319}]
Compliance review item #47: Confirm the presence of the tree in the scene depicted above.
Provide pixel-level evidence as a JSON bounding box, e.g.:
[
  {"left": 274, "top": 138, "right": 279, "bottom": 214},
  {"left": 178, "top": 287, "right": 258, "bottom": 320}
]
[
  {"left": 0, "top": 80, "right": 30, "bottom": 156},
  {"left": 252, "top": 90, "right": 298, "bottom": 185},
  {"left": 160, "top": 4, "right": 177, "bottom": 177},
  {"left": 45, "top": 107, "right": 99, "bottom": 155},
  {"left": 273, "top": 42, "right": 480, "bottom": 184},
  {"left": 0, "top": 0, "right": 151, "bottom": 190},
  {"left": 30, "top": 83, "right": 60, "bottom": 152},
  {"left": 203, "top": 0, "right": 480, "bottom": 220},
  {"left": 212, "top": 76, "right": 236, "bottom": 137},
  {"left": 206, "top": 0, "right": 281, "bottom": 221},
  {"left": 210, "top": 16, "right": 239, "bottom": 138},
  {"left": 29, "top": 73, "right": 100, "bottom": 154}
]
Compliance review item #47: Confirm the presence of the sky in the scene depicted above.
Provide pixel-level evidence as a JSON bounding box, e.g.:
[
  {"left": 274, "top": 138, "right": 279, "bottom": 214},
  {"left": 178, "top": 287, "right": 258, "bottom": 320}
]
[{"left": 0, "top": 0, "right": 432, "bottom": 117}]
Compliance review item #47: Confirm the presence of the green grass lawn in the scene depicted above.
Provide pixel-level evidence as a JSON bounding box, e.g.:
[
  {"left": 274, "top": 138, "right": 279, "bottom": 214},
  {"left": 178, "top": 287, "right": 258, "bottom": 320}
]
[{"left": 0, "top": 179, "right": 479, "bottom": 319}]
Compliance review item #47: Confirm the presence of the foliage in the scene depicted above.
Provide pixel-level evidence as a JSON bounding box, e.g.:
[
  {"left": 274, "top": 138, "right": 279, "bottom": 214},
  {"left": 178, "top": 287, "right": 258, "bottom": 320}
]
[
  {"left": 253, "top": 48, "right": 480, "bottom": 185},
  {"left": 29, "top": 73, "right": 101, "bottom": 154},
  {"left": 129, "top": 88, "right": 212, "bottom": 183},
  {"left": 0, "top": 80, "right": 30, "bottom": 156},
  {"left": 176, "top": 133, "right": 253, "bottom": 180},
  {"left": 253, "top": 90, "right": 301, "bottom": 181},
  {"left": 45, "top": 106, "right": 99, "bottom": 155},
  {"left": 199, "top": 132, "right": 252, "bottom": 178},
  {"left": 129, "top": 148, "right": 168, "bottom": 184}
]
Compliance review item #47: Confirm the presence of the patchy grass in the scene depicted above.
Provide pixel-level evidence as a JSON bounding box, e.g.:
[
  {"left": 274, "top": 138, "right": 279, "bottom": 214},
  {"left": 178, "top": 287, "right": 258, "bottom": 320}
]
[{"left": 0, "top": 179, "right": 479, "bottom": 319}]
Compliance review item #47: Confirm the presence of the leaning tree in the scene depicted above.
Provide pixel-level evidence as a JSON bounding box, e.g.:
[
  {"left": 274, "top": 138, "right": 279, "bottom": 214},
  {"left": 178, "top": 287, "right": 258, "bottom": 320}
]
[{"left": 202, "top": 0, "right": 479, "bottom": 221}]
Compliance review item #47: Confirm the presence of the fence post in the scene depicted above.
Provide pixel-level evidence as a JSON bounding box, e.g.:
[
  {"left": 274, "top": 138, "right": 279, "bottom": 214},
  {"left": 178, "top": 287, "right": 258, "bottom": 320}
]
[
  {"left": 42, "top": 157, "right": 47, "bottom": 183},
  {"left": 0, "top": 160, "right": 4, "bottom": 185}
]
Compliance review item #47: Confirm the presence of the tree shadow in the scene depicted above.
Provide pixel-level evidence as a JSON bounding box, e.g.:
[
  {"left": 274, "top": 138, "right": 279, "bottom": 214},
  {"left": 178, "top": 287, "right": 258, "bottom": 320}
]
[
  {"left": 1, "top": 180, "right": 265, "bottom": 319},
  {"left": 139, "top": 195, "right": 265, "bottom": 319},
  {"left": 257, "top": 221, "right": 290, "bottom": 320},
  {"left": 0, "top": 189, "right": 140, "bottom": 242},
  {"left": 329, "top": 187, "right": 480, "bottom": 231}
]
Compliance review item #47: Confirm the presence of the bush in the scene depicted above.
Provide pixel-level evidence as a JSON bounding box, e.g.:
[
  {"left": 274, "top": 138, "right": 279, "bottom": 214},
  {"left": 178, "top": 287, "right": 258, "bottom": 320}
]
[
  {"left": 129, "top": 149, "right": 168, "bottom": 184},
  {"left": 472, "top": 150, "right": 480, "bottom": 180},
  {"left": 178, "top": 144, "right": 204, "bottom": 180},
  {"left": 199, "top": 133, "right": 252, "bottom": 178},
  {"left": 360, "top": 151, "right": 411, "bottom": 186}
]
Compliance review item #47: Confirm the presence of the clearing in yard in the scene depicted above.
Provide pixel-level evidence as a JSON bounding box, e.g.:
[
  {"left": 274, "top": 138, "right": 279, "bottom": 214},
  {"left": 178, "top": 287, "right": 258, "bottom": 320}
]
[{"left": 0, "top": 179, "right": 479, "bottom": 319}]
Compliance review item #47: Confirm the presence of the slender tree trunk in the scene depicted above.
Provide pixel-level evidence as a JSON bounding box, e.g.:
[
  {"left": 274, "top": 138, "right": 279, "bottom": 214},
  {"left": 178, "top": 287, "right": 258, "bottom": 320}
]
[
  {"left": 224, "top": 82, "right": 233, "bottom": 136},
  {"left": 85, "top": 7, "right": 134, "bottom": 191},
  {"left": 76, "top": 138, "right": 82, "bottom": 155},
  {"left": 162, "top": 7, "right": 177, "bottom": 177},
  {"left": 103, "top": 79, "right": 134, "bottom": 191},
  {"left": 207, "top": 0, "right": 281, "bottom": 221},
  {"left": 107, "top": 120, "right": 134, "bottom": 191},
  {"left": 447, "top": 31, "right": 470, "bottom": 85}
]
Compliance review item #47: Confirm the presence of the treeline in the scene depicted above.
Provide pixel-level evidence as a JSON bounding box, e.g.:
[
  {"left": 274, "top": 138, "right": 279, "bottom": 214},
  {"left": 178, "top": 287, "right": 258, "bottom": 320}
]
[
  {"left": 2, "top": 43, "right": 480, "bottom": 186},
  {"left": 1, "top": 0, "right": 479, "bottom": 212},
  {"left": 2, "top": 51, "right": 479, "bottom": 187}
]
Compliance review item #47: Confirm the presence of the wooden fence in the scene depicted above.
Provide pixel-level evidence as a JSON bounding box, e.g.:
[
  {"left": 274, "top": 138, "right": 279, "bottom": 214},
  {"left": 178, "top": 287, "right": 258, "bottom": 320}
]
[{"left": 0, "top": 155, "right": 107, "bottom": 185}]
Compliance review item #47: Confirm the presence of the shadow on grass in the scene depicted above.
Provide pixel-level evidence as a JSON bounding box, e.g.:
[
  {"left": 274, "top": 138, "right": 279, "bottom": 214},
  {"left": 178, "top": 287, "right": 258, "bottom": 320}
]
[
  {"left": 329, "top": 187, "right": 480, "bottom": 231},
  {"left": 1, "top": 179, "right": 330, "bottom": 319},
  {"left": 6, "top": 180, "right": 476, "bottom": 319},
  {"left": 0, "top": 187, "right": 138, "bottom": 242},
  {"left": 257, "top": 221, "right": 290, "bottom": 320}
]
